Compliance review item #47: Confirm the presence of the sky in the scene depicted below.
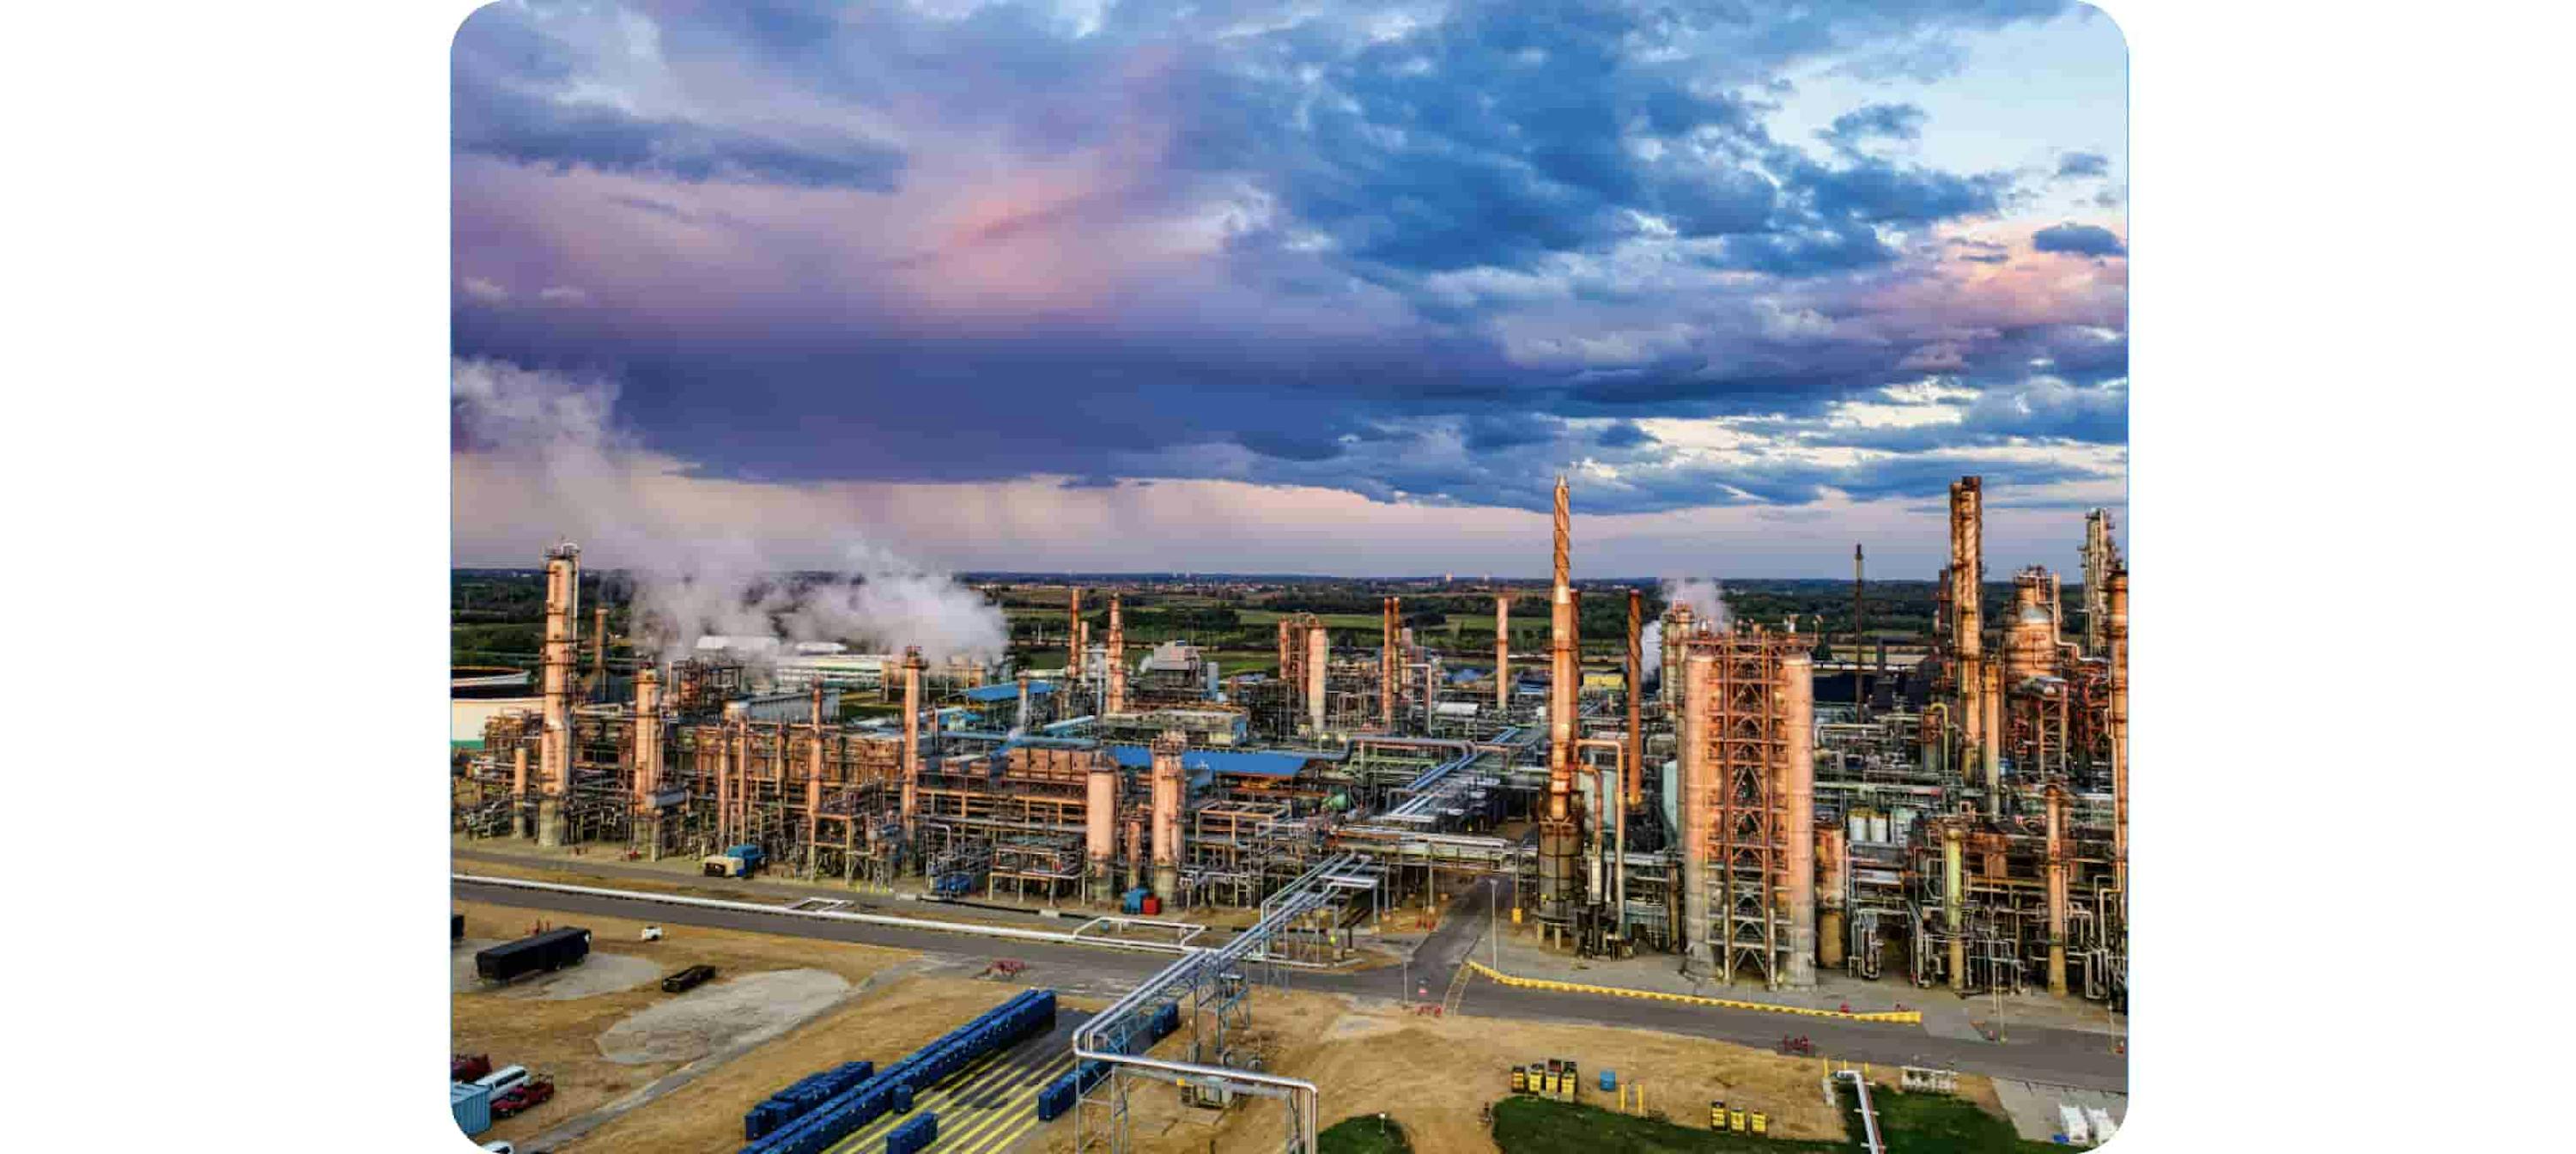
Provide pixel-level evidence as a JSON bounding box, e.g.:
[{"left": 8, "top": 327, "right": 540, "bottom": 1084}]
[{"left": 451, "top": 0, "right": 2127, "bottom": 580}]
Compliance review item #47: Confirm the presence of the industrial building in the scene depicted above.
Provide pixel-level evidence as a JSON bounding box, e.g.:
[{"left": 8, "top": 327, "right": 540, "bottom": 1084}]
[{"left": 453, "top": 474, "right": 2127, "bottom": 1006}]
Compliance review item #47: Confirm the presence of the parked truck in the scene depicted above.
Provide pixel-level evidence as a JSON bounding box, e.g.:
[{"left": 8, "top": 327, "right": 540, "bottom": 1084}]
[{"left": 474, "top": 926, "right": 591, "bottom": 983}]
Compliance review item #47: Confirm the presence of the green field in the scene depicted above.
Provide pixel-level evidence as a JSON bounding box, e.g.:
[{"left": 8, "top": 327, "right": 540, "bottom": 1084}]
[
  {"left": 1488, "top": 1090, "right": 2062, "bottom": 1154},
  {"left": 1318, "top": 1115, "right": 1413, "bottom": 1154}
]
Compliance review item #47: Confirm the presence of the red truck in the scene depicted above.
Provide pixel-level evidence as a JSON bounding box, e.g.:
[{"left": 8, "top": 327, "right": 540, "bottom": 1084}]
[
  {"left": 491, "top": 1078, "right": 555, "bottom": 1119},
  {"left": 453, "top": 1054, "right": 493, "bottom": 1083}
]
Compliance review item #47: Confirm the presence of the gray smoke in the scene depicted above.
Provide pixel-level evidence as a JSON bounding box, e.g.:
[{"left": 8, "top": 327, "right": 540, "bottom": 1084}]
[{"left": 452, "top": 356, "right": 1009, "bottom": 665}]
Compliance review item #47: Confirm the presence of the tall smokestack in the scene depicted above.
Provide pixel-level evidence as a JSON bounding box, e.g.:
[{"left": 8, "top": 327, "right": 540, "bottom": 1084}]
[
  {"left": 537, "top": 543, "right": 579, "bottom": 847},
  {"left": 1068, "top": 588, "right": 1084, "bottom": 678},
  {"left": 1380, "top": 597, "right": 1395, "bottom": 729},
  {"left": 1625, "top": 588, "right": 1643, "bottom": 808},
  {"left": 1853, "top": 544, "right": 1866, "bottom": 710},
  {"left": 1494, "top": 594, "right": 1511, "bottom": 713},
  {"left": 1106, "top": 596, "right": 1127, "bottom": 714},
  {"left": 1540, "top": 475, "right": 1579, "bottom": 926},
  {"left": 634, "top": 666, "right": 663, "bottom": 859},
  {"left": 901, "top": 647, "right": 924, "bottom": 850},
  {"left": 1306, "top": 623, "right": 1327, "bottom": 735},
  {"left": 1783, "top": 649, "right": 1817, "bottom": 989},
  {"left": 590, "top": 604, "right": 610, "bottom": 699},
  {"left": 2110, "top": 567, "right": 2129, "bottom": 896},
  {"left": 1150, "top": 730, "right": 1185, "bottom": 906}
]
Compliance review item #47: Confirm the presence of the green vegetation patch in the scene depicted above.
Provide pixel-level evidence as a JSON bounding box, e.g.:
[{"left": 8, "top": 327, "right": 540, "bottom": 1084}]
[
  {"left": 1861, "top": 1090, "right": 2064, "bottom": 1154},
  {"left": 1491, "top": 1090, "right": 2057, "bottom": 1154},
  {"left": 1319, "top": 1115, "right": 1413, "bottom": 1154}
]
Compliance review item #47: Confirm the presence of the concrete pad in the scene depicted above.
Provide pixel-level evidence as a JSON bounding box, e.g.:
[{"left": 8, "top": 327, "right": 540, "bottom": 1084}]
[
  {"left": 1994, "top": 1078, "right": 2128, "bottom": 1144},
  {"left": 597, "top": 968, "right": 851, "bottom": 1065}
]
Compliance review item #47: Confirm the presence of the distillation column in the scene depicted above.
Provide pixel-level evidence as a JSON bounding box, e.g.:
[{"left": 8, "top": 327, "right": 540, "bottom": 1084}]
[
  {"left": 1015, "top": 670, "right": 1032, "bottom": 732},
  {"left": 1086, "top": 758, "right": 1117, "bottom": 902},
  {"left": 1662, "top": 604, "right": 1694, "bottom": 714},
  {"left": 1817, "top": 827, "right": 1847, "bottom": 969},
  {"left": 1381, "top": 597, "right": 1398, "bottom": 729},
  {"left": 537, "top": 543, "right": 578, "bottom": 847},
  {"left": 805, "top": 683, "right": 826, "bottom": 875},
  {"left": 1944, "top": 823, "right": 1966, "bottom": 992},
  {"left": 1782, "top": 649, "right": 1817, "bottom": 988},
  {"left": 1950, "top": 478, "right": 1984, "bottom": 793},
  {"left": 1494, "top": 594, "right": 1511, "bottom": 713},
  {"left": 1106, "top": 595, "right": 1127, "bottom": 714},
  {"left": 512, "top": 745, "right": 531, "bottom": 839},
  {"left": 1681, "top": 652, "right": 1713, "bottom": 971},
  {"left": 1306, "top": 623, "right": 1328, "bottom": 735},
  {"left": 1539, "top": 476, "right": 1581, "bottom": 927},
  {"left": 633, "top": 667, "right": 663, "bottom": 859},
  {"left": 900, "top": 647, "right": 924, "bottom": 853},
  {"left": 1150, "top": 731, "right": 1185, "bottom": 907}
]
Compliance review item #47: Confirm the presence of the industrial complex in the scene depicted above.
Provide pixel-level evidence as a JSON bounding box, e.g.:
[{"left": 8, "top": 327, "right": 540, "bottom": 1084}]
[{"left": 451, "top": 472, "right": 2128, "bottom": 1153}]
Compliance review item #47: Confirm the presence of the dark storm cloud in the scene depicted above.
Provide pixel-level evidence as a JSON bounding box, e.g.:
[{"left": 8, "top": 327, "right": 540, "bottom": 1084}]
[
  {"left": 2032, "top": 221, "right": 2127, "bottom": 258},
  {"left": 453, "top": 1, "right": 2117, "bottom": 513}
]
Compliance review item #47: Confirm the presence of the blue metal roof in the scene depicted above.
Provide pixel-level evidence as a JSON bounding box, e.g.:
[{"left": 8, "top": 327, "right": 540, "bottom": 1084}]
[
  {"left": 1104, "top": 745, "right": 1318, "bottom": 778},
  {"left": 962, "top": 679, "right": 1055, "bottom": 703}
]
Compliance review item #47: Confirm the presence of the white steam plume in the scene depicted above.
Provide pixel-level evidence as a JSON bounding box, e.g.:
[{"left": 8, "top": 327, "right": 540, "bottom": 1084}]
[
  {"left": 452, "top": 357, "right": 1008, "bottom": 665},
  {"left": 1640, "top": 576, "right": 1730, "bottom": 680}
]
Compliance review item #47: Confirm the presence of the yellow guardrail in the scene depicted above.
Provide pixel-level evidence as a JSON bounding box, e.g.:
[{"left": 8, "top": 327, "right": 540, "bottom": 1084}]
[{"left": 1461, "top": 961, "right": 1922, "bottom": 1023}]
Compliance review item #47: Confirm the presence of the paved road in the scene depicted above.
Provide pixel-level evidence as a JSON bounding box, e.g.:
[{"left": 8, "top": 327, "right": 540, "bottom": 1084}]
[{"left": 455, "top": 877, "right": 2125, "bottom": 1092}]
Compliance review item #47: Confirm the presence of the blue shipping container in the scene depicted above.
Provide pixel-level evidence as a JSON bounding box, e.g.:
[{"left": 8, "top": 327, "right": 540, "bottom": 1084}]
[{"left": 452, "top": 1081, "right": 494, "bottom": 1138}]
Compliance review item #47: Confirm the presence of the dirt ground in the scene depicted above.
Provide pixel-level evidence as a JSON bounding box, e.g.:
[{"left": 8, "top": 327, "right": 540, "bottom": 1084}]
[
  {"left": 568, "top": 975, "right": 1109, "bottom": 1151},
  {"left": 1036, "top": 987, "right": 1874, "bottom": 1154},
  {"left": 451, "top": 900, "right": 913, "bottom": 1149}
]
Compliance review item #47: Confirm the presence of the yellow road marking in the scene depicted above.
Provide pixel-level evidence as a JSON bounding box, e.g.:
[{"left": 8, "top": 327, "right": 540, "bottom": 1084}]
[{"left": 1461, "top": 961, "right": 1923, "bottom": 1023}]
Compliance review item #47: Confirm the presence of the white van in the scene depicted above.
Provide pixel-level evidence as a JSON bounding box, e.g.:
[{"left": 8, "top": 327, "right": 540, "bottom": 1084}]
[{"left": 477, "top": 1065, "right": 531, "bottom": 1096}]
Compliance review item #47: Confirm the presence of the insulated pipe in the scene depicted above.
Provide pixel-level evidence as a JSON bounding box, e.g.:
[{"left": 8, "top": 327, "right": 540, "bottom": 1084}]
[
  {"left": 1105, "top": 596, "right": 1127, "bottom": 714},
  {"left": 1982, "top": 660, "right": 2004, "bottom": 816},
  {"left": 1151, "top": 730, "right": 1185, "bottom": 905},
  {"left": 511, "top": 745, "right": 530, "bottom": 839},
  {"left": 1494, "top": 594, "right": 1511, "bottom": 712},
  {"left": 1625, "top": 587, "right": 1643, "bottom": 808},
  {"left": 1782, "top": 650, "right": 1817, "bottom": 988},
  {"left": 2046, "top": 783, "right": 2069, "bottom": 995},
  {"left": 1306, "top": 623, "right": 1327, "bottom": 735},
  {"left": 901, "top": 647, "right": 924, "bottom": 847},
  {"left": 1681, "top": 652, "right": 1714, "bottom": 972},
  {"left": 1943, "top": 823, "right": 1965, "bottom": 992},
  {"left": 1085, "top": 757, "right": 1116, "bottom": 901}
]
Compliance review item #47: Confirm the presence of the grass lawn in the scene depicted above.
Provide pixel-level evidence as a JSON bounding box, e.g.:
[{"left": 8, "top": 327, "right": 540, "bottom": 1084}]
[
  {"left": 1491, "top": 1090, "right": 2064, "bottom": 1154},
  {"left": 1319, "top": 1115, "right": 1413, "bottom": 1154}
]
